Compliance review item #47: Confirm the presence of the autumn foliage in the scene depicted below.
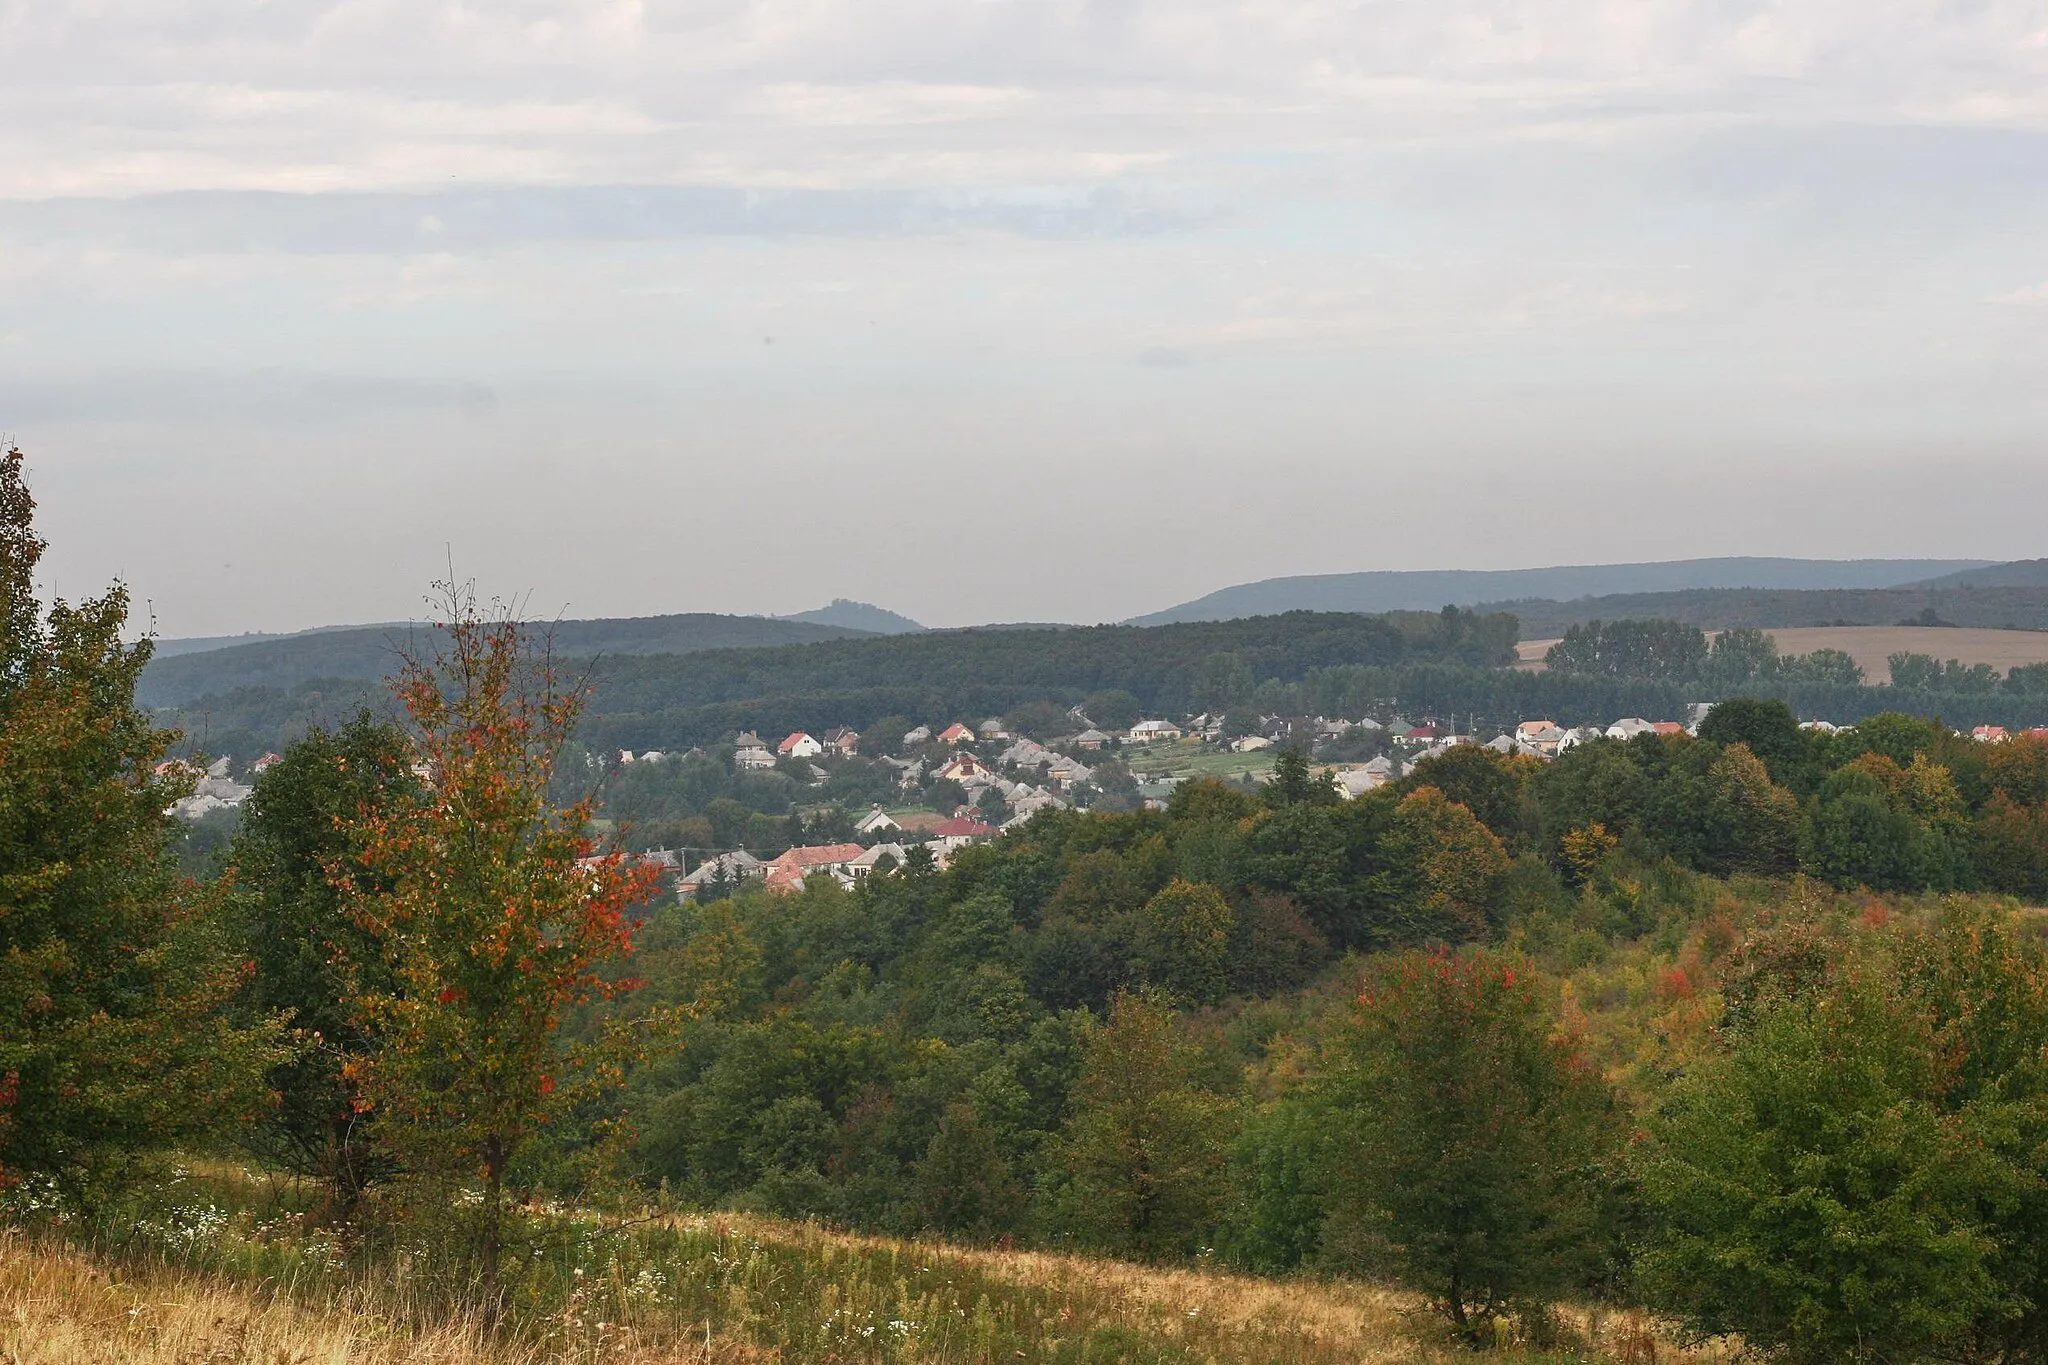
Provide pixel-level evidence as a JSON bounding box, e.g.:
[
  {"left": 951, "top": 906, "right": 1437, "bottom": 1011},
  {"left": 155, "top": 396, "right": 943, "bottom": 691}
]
[{"left": 335, "top": 588, "right": 666, "bottom": 1309}]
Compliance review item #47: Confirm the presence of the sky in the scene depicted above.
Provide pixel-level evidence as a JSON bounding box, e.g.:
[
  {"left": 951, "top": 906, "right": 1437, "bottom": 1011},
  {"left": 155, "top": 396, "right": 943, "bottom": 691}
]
[{"left": 4, "top": 0, "right": 2047, "bottom": 635}]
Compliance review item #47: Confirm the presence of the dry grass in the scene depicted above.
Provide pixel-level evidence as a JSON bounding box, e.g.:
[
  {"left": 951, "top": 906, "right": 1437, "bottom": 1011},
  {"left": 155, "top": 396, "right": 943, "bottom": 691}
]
[
  {"left": 0, "top": 1229, "right": 758, "bottom": 1365},
  {"left": 2, "top": 1175, "right": 1740, "bottom": 1365}
]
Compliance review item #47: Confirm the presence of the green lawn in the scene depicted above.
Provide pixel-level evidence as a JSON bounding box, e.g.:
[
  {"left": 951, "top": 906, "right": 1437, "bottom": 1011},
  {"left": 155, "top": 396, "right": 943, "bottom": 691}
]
[{"left": 1119, "top": 742, "right": 1274, "bottom": 784}]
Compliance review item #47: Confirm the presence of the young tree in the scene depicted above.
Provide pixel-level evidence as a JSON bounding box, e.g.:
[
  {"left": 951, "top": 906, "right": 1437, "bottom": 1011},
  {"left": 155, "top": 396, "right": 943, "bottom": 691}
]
[
  {"left": 0, "top": 448, "right": 283, "bottom": 1198},
  {"left": 229, "top": 714, "right": 419, "bottom": 1216},
  {"left": 337, "top": 588, "right": 667, "bottom": 1318},
  {"left": 1047, "top": 990, "right": 1231, "bottom": 1260},
  {"left": 1319, "top": 949, "right": 1624, "bottom": 1339}
]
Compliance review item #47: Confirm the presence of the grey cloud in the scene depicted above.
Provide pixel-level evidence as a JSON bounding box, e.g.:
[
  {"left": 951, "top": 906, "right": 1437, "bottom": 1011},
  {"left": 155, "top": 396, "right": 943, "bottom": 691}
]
[{"left": 0, "top": 185, "right": 1216, "bottom": 254}]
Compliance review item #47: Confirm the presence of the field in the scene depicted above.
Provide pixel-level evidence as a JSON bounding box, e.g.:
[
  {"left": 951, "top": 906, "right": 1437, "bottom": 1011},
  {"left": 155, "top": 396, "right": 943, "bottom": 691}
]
[
  {"left": 0, "top": 1188, "right": 1728, "bottom": 1365},
  {"left": 1120, "top": 740, "right": 1278, "bottom": 784},
  {"left": 1517, "top": 625, "right": 2048, "bottom": 683}
]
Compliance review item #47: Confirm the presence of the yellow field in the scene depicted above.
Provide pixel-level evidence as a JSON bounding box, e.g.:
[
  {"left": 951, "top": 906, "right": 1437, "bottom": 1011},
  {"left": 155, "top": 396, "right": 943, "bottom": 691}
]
[{"left": 1518, "top": 625, "right": 2048, "bottom": 683}]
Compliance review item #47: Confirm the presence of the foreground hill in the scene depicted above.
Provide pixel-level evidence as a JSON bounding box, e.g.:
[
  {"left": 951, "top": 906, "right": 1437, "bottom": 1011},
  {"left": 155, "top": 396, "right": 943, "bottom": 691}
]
[
  {"left": 138, "top": 612, "right": 876, "bottom": 708},
  {"left": 1130, "top": 557, "right": 1988, "bottom": 625},
  {"left": 2, "top": 1206, "right": 1700, "bottom": 1364}
]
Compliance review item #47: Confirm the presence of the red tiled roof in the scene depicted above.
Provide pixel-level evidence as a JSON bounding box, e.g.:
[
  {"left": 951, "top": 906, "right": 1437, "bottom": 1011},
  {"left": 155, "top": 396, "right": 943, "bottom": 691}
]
[
  {"left": 770, "top": 843, "right": 865, "bottom": 869},
  {"left": 932, "top": 818, "right": 994, "bottom": 838}
]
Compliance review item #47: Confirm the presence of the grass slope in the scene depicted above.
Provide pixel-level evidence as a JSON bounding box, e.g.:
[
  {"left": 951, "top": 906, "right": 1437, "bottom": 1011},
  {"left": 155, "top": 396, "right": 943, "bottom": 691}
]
[{"left": 6, "top": 1175, "right": 1722, "bottom": 1364}]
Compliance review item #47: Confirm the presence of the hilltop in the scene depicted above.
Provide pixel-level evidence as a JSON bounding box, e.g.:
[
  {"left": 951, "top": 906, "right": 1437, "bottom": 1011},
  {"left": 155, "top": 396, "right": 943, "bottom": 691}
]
[
  {"left": 1130, "top": 557, "right": 1990, "bottom": 625},
  {"left": 138, "top": 611, "right": 876, "bottom": 709}
]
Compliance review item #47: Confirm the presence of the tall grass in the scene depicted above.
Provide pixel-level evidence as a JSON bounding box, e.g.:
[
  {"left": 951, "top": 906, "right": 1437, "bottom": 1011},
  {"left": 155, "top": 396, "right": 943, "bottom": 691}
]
[{"left": 3, "top": 1167, "right": 1735, "bottom": 1364}]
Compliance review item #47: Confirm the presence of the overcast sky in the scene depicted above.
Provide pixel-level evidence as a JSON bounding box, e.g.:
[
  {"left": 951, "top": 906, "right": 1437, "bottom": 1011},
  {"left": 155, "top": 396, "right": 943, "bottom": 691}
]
[{"left": 5, "top": 0, "right": 2047, "bottom": 634}]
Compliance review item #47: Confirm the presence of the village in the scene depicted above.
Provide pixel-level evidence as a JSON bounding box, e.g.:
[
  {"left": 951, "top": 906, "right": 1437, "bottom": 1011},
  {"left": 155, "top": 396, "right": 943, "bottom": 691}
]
[
  {"left": 637, "top": 705, "right": 2048, "bottom": 899},
  {"left": 162, "top": 703, "right": 2048, "bottom": 902}
]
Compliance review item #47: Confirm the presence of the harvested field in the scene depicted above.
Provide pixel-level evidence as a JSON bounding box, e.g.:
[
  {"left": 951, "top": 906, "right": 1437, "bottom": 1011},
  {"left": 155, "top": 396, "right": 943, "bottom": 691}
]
[{"left": 1517, "top": 626, "right": 2048, "bottom": 683}]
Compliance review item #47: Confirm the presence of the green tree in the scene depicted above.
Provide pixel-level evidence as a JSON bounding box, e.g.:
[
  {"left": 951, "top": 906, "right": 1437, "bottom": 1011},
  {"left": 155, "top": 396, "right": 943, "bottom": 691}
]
[
  {"left": 1319, "top": 949, "right": 1624, "bottom": 1339},
  {"left": 1399, "top": 744, "right": 1536, "bottom": 843},
  {"left": 1138, "top": 879, "right": 1236, "bottom": 1004},
  {"left": 0, "top": 448, "right": 284, "bottom": 1199},
  {"left": 1545, "top": 619, "right": 1707, "bottom": 682},
  {"left": 229, "top": 714, "right": 419, "bottom": 1215},
  {"left": 1082, "top": 689, "right": 1142, "bottom": 731},
  {"left": 1640, "top": 911, "right": 2048, "bottom": 1364},
  {"left": 1047, "top": 990, "right": 1231, "bottom": 1260},
  {"left": 1265, "top": 744, "right": 1338, "bottom": 808},
  {"left": 1698, "top": 697, "right": 1816, "bottom": 793}
]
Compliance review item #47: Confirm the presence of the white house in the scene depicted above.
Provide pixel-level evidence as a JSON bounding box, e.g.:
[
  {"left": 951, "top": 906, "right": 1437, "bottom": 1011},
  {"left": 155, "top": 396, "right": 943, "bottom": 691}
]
[
  {"left": 856, "top": 806, "right": 901, "bottom": 836},
  {"left": 733, "top": 731, "right": 775, "bottom": 769},
  {"left": 778, "top": 731, "right": 824, "bottom": 759},
  {"left": 1606, "top": 718, "right": 1655, "bottom": 741},
  {"left": 902, "top": 725, "right": 933, "bottom": 746},
  {"left": 1126, "top": 720, "right": 1184, "bottom": 744},
  {"left": 1230, "top": 734, "right": 1273, "bottom": 753}
]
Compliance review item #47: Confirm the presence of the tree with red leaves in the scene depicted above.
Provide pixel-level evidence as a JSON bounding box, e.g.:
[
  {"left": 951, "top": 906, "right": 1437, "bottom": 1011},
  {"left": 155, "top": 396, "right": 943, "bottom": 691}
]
[{"left": 336, "top": 585, "right": 665, "bottom": 1319}]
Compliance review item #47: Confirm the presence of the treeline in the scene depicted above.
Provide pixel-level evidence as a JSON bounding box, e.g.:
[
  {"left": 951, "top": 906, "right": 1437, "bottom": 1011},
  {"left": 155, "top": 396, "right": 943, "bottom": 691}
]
[
  {"left": 154, "top": 608, "right": 1521, "bottom": 759},
  {"left": 1490, "top": 582, "right": 2048, "bottom": 635}
]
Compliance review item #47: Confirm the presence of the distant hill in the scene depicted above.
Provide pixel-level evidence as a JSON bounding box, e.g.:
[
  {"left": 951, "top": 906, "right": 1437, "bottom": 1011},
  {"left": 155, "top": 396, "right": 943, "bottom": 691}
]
[
  {"left": 145, "top": 622, "right": 413, "bottom": 660},
  {"left": 1129, "top": 558, "right": 1993, "bottom": 625},
  {"left": 1903, "top": 559, "right": 2048, "bottom": 590},
  {"left": 1490, "top": 585, "right": 2048, "bottom": 638},
  {"left": 777, "top": 599, "right": 925, "bottom": 634},
  {"left": 138, "top": 613, "right": 874, "bottom": 709}
]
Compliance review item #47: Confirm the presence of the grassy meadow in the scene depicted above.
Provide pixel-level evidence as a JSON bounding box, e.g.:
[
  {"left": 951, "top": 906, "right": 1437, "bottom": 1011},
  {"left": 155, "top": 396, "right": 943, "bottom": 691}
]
[{"left": 2, "top": 1165, "right": 1727, "bottom": 1365}]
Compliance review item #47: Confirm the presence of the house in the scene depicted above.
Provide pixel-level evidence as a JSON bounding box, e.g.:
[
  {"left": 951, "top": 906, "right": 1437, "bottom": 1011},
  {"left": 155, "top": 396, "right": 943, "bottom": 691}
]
[
  {"left": 166, "top": 755, "right": 255, "bottom": 821},
  {"left": 1606, "top": 718, "right": 1655, "bottom": 740},
  {"left": 762, "top": 842, "right": 866, "bottom": 893},
  {"left": 1799, "top": 719, "right": 1845, "bottom": 733},
  {"left": 733, "top": 731, "right": 775, "bottom": 769},
  {"left": 1973, "top": 725, "right": 2010, "bottom": 743},
  {"left": 935, "top": 753, "right": 994, "bottom": 783},
  {"left": 1517, "top": 722, "right": 1566, "bottom": 756},
  {"left": 778, "top": 731, "right": 823, "bottom": 759},
  {"left": 1516, "top": 720, "right": 1558, "bottom": 744},
  {"left": 902, "top": 725, "right": 933, "bottom": 746},
  {"left": 1331, "top": 766, "right": 1388, "bottom": 799},
  {"left": 1070, "top": 729, "right": 1111, "bottom": 751},
  {"left": 1651, "top": 721, "right": 1686, "bottom": 736},
  {"left": 931, "top": 817, "right": 996, "bottom": 852},
  {"left": 823, "top": 727, "right": 860, "bottom": 756},
  {"left": 855, "top": 806, "right": 900, "bottom": 836},
  {"left": 675, "top": 850, "right": 765, "bottom": 898},
  {"left": 250, "top": 752, "right": 283, "bottom": 775},
  {"left": 1556, "top": 726, "right": 1603, "bottom": 753},
  {"left": 1126, "top": 720, "right": 1183, "bottom": 744},
  {"left": 1402, "top": 724, "right": 1439, "bottom": 744},
  {"left": 1230, "top": 734, "right": 1273, "bottom": 753},
  {"left": 938, "top": 722, "right": 976, "bottom": 746},
  {"left": 849, "top": 843, "right": 908, "bottom": 878},
  {"left": 978, "top": 718, "right": 1009, "bottom": 740}
]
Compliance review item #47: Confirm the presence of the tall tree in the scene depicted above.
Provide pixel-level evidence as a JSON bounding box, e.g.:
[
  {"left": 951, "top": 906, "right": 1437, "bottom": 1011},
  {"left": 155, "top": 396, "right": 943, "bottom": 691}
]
[
  {"left": 1047, "top": 990, "right": 1231, "bottom": 1260},
  {"left": 0, "top": 447, "right": 283, "bottom": 1198},
  {"left": 1319, "top": 949, "right": 1624, "bottom": 1339},
  {"left": 229, "top": 714, "right": 419, "bottom": 1216},
  {"left": 338, "top": 587, "right": 667, "bottom": 1318}
]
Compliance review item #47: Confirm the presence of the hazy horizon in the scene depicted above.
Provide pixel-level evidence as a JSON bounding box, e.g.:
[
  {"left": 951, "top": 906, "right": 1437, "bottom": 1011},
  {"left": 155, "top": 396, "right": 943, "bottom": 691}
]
[{"left": 7, "top": 1, "right": 2047, "bottom": 635}]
